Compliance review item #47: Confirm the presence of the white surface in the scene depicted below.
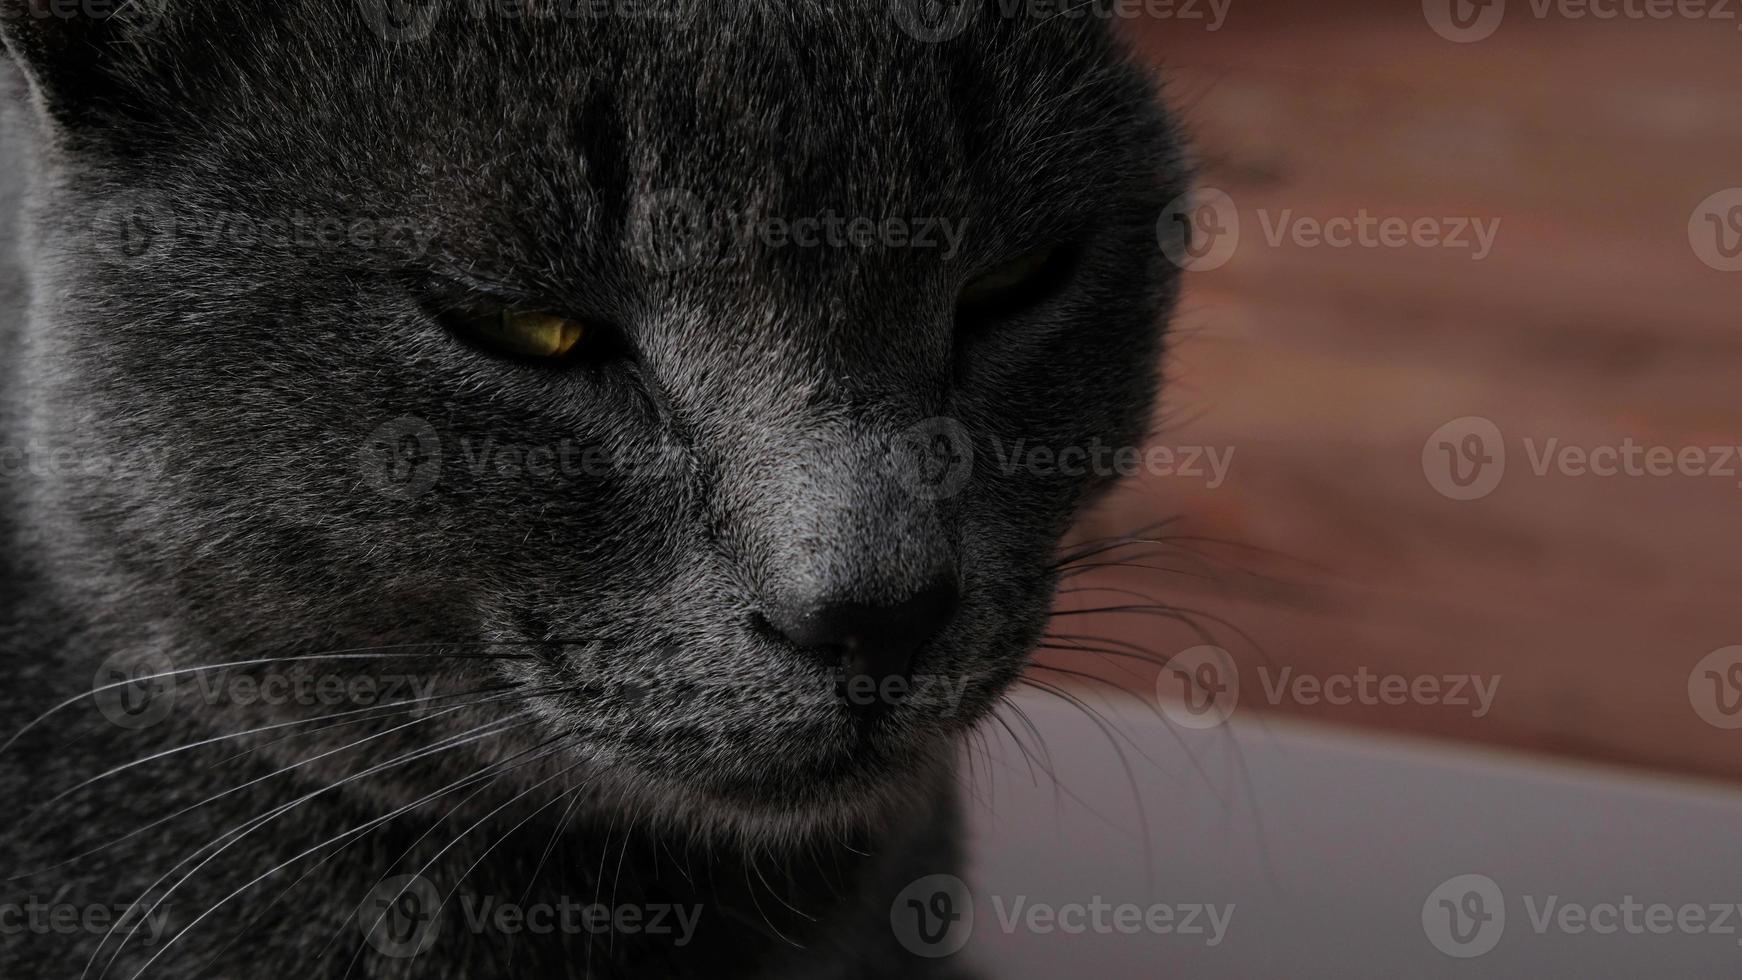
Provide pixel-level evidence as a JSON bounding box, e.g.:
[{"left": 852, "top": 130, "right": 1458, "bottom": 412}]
[{"left": 961, "top": 696, "right": 1742, "bottom": 979}]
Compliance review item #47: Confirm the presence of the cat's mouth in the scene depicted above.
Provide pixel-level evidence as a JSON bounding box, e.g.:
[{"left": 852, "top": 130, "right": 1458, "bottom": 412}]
[
  {"left": 507, "top": 634, "right": 1001, "bottom": 824},
  {"left": 494, "top": 557, "right": 1047, "bottom": 825},
  {"left": 635, "top": 720, "right": 964, "bottom": 829}
]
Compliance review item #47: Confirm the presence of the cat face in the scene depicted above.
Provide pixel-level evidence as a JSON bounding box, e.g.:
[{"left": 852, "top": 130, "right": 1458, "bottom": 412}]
[{"left": 7, "top": 1, "right": 1186, "bottom": 836}]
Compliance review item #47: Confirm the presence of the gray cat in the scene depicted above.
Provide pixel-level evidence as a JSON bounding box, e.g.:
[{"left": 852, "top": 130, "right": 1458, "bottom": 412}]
[{"left": 0, "top": 1, "right": 1188, "bottom": 976}]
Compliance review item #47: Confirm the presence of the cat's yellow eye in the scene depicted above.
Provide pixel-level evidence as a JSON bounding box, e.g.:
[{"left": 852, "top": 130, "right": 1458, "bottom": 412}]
[
  {"left": 958, "top": 246, "right": 1072, "bottom": 319},
  {"left": 458, "top": 309, "right": 588, "bottom": 360}
]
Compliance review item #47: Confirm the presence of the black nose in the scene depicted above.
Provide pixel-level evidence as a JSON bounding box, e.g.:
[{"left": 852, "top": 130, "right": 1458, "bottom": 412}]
[{"left": 762, "top": 577, "right": 960, "bottom": 688}]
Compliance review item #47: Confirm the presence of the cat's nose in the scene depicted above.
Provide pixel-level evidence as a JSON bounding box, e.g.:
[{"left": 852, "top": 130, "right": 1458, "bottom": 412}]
[{"left": 761, "top": 576, "right": 960, "bottom": 690}]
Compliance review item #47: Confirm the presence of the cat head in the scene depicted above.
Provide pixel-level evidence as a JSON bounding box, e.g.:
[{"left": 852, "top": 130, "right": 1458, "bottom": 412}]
[{"left": 3, "top": 0, "right": 1188, "bottom": 840}]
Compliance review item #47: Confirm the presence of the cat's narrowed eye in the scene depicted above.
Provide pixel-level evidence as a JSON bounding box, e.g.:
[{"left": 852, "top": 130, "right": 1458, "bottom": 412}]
[
  {"left": 447, "top": 308, "right": 593, "bottom": 361},
  {"left": 956, "top": 245, "right": 1078, "bottom": 323}
]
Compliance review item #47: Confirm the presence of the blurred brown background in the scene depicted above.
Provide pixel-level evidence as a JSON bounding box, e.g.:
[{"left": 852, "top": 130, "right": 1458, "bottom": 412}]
[{"left": 1050, "top": 0, "right": 1742, "bottom": 784}]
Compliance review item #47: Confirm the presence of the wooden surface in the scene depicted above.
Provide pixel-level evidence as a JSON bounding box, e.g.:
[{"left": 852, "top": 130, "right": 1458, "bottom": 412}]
[{"left": 1047, "top": 3, "right": 1742, "bottom": 783}]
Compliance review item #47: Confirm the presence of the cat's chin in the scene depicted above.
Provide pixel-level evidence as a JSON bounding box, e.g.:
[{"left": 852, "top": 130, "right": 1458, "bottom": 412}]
[{"left": 601, "top": 737, "right": 961, "bottom": 846}]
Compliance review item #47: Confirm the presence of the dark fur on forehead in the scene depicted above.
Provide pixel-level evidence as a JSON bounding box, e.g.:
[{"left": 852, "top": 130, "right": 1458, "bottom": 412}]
[{"left": 24, "top": 1, "right": 1175, "bottom": 255}]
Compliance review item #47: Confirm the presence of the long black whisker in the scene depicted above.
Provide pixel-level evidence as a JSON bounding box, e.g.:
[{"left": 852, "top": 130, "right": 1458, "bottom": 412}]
[
  {"left": 1047, "top": 602, "right": 1270, "bottom": 665},
  {"left": 985, "top": 692, "right": 1146, "bottom": 843},
  {"left": 985, "top": 708, "right": 1044, "bottom": 786},
  {"left": 1050, "top": 519, "right": 1187, "bottom": 568},
  {"left": 1015, "top": 677, "right": 1157, "bottom": 894},
  {"left": 1056, "top": 559, "right": 1221, "bottom": 584}
]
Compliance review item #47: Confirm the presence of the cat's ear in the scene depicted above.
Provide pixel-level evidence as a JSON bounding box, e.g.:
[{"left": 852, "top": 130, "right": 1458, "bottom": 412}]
[{"left": 0, "top": 0, "right": 167, "bottom": 129}]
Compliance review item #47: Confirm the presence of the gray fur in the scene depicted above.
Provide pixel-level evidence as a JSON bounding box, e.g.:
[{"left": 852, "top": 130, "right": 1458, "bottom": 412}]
[{"left": 0, "top": 1, "right": 1187, "bottom": 976}]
